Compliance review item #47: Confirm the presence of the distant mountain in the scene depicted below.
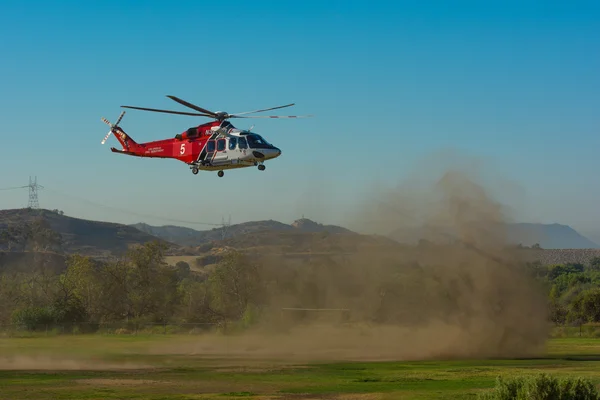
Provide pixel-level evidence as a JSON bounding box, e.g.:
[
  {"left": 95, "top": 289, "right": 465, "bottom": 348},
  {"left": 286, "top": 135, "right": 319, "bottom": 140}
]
[
  {"left": 389, "top": 222, "right": 600, "bottom": 250},
  {"left": 506, "top": 223, "right": 600, "bottom": 249},
  {"left": 131, "top": 218, "right": 353, "bottom": 247},
  {"left": 2, "top": 208, "right": 599, "bottom": 276},
  {"left": 130, "top": 223, "right": 210, "bottom": 247},
  {"left": 133, "top": 217, "right": 599, "bottom": 250}
]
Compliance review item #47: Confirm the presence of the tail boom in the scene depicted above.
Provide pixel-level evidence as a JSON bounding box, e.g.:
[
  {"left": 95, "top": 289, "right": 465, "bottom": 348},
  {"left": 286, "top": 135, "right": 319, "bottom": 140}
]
[{"left": 101, "top": 112, "right": 200, "bottom": 163}]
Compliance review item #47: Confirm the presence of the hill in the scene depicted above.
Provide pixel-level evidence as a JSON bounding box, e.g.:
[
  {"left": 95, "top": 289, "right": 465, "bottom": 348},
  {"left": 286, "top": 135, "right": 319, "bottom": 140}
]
[
  {"left": 506, "top": 223, "right": 599, "bottom": 249},
  {"left": 131, "top": 218, "right": 353, "bottom": 247},
  {"left": 389, "top": 222, "right": 599, "bottom": 250},
  {"left": 0, "top": 209, "right": 391, "bottom": 268},
  {"left": 2, "top": 208, "right": 600, "bottom": 271},
  {"left": 0, "top": 208, "right": 176, "bottom": 258}
]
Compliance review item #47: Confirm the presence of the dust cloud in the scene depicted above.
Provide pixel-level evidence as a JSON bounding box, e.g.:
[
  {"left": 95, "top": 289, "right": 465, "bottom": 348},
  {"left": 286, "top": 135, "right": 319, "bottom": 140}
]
[
  {"left": 0, "top": 151, "right": 551, "bottom": 367},
  {"left": 156, "top": 151, "right": 551, "bottom": 362},
  {"left": 0, "top": 356, "right": 149, "bottom": 370}
]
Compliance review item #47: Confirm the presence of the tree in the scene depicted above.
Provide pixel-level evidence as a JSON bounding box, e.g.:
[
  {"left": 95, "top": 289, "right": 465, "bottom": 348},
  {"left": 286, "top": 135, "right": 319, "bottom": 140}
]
[
  {"left": 548, "top": 286, "right": 567, "bottom": 325},
  {"left": 0, "top": 274, "right": 22, "bottom": 324},
  {"left": 547, "top": 263, "right": 584, "bottom": 280},
  {"left": 570, "top": 288, "right": 600, "bottom": 323},
  {"left": 589, "top": 257, "right": 600, "bottom": 271},
  {"left": 123, "top": 241, "right": 181, "bottom": 323},
  {"left": 176, "top": 261, "right": 191, "bottom": 281},
  {"left": 176, "top": 278, "right": 218, "bottom": 324},
  {"left": 208, "top": 250, "right": 264, "bottom": 321}
]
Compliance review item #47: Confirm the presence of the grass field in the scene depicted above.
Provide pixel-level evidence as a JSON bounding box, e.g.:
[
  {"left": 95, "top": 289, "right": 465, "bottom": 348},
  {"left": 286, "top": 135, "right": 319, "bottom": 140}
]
[{"left": 0, "top": 333, "right": 599, "bottom": 400}]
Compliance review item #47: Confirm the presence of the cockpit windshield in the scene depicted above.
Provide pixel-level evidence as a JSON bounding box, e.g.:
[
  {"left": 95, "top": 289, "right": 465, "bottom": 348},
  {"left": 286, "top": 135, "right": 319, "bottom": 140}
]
[{"left": 246, "top": 134, "right": 273, "bottom": 149}]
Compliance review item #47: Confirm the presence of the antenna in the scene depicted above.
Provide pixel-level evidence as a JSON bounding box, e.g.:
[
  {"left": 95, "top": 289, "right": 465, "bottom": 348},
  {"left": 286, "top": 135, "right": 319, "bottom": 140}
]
[{"left": 27, "top": 176, "right": 43, "bottom": 209}]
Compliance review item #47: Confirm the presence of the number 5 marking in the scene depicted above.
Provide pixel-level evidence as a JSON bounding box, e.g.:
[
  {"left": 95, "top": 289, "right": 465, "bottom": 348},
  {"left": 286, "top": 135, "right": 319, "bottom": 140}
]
[{"left": 180, "top": 143, "right": 186, "bottom": 155}]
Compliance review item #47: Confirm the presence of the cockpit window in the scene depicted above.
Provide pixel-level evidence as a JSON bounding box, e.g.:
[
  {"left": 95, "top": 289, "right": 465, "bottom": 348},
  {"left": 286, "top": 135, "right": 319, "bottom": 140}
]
[
  {"left": 246, "top": 134, "right": 272, "bottom": 149},
  {"left": 238, "top": 137, "right": 248, "bottom": 149}
]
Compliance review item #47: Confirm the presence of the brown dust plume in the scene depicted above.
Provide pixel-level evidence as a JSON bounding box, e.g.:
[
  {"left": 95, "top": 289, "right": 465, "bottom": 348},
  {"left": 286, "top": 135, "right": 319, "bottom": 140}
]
[{"left": 159, "top": 156, "right": 550, "bottom": 362}]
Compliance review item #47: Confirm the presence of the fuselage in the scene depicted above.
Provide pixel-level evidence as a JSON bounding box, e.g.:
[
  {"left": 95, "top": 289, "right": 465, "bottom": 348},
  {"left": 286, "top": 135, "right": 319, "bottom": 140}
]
[{"left": 112, "top": 120, "right": 281, "bottom": 169}]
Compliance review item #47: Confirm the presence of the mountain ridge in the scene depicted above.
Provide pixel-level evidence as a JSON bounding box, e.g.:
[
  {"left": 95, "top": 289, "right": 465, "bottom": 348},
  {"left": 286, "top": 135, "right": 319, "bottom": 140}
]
[
  {"left": 387, "top": 221, "right": 599, "bottom": 250},
  {"left": 1, "top": 208, "right": 598, "bottom": 259},
  {"left": 130, "top": 217, "right": 354, "bottom": 247},
  {"left": 506, "top": 222, "right": 599, "bottom": 249},
  {"left": 133, "top": 219, "right": 599, "bottom": 250}
]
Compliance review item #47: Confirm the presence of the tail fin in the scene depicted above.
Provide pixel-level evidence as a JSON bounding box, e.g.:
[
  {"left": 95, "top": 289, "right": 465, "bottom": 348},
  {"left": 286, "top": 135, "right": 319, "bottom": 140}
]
[{"left": 100, "top": 111, "right": 139, "bottom": 151}]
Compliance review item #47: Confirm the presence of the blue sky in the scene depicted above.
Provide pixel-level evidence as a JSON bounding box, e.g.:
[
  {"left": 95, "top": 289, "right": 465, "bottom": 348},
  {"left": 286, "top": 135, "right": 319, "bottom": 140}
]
[{"left": 1, "top": 1, "right": 599, "bottom": 238}]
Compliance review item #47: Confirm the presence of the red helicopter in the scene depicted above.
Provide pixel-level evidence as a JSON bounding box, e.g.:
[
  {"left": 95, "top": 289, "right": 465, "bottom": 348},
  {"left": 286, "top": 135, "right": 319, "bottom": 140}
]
[{"left": 100, "top": 95, "right": 311, "bottom": 177}]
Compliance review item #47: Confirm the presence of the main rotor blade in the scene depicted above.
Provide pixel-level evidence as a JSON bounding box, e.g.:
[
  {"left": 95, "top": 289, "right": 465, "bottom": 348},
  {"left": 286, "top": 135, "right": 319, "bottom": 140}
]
[
  {"left": 120, "top": 105, "right": 213, "bottom": 117},
  {"left": 166, "top": 95, "right": 217, "bottom": 117},
  {"left": 230, "top": 103, "right": 295, "bottom": 116},
  {"left": 231, "top": 114, "right": 313, "bottom": 119}
]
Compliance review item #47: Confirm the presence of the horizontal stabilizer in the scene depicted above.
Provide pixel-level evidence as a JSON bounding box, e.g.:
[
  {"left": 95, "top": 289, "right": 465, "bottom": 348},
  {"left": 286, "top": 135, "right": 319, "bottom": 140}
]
[{"left": 110, "top": 147, "right": 137, "bottom": 156}]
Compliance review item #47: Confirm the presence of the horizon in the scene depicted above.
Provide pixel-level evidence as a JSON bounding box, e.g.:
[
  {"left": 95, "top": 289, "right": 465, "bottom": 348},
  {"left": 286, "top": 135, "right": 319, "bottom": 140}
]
[
  {"left": 3, "top": 206, "right": 598, "bottom": 248},
  {"left": 1, "top": 1, "right": 599, "bottom": 242}
]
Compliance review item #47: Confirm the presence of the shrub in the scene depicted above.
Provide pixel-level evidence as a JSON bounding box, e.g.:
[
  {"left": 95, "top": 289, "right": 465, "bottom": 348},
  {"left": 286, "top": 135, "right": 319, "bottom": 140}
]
[
  {"left": 11, "top": 307, "right": 56, "bottom": 331},
  {"left": 479, "top": 373, "right": 600, "bottom": 400}
]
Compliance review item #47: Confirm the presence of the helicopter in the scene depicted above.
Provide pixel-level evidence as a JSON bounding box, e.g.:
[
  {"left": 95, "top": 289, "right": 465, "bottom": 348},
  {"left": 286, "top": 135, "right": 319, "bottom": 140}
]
[{"left": 100, "top": 95, "right": 311, "bottom": 177}]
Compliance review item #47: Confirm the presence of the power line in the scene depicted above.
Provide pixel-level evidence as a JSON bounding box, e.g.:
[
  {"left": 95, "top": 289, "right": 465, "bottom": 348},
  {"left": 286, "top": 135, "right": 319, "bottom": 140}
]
[
  {"left": 0, "top": 186, "right": 28, "bottom": 191},
  {"left": 42, "top": 186, "right": 223, "bottom": 227},
  {"left": 0, "top": 180, "right": 223, "bottom": 227},
  {"left": 0, "top": 177, "right": 44, "bottom": 209}
]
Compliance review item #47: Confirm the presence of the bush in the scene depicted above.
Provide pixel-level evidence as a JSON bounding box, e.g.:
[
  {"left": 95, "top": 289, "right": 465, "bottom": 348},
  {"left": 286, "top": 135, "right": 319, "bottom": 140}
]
[
  {"left": 11, "top": 307, "right": 56, "bottom": 331},
  {"left": 479, "top": 373, "right": 600, "bottom": 400}
]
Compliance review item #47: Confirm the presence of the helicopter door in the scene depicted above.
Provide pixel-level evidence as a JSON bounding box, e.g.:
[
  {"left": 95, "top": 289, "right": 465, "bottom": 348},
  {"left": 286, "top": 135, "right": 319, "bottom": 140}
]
[
  {"left": 202, "top": 139, "right": 216, "bottom": 164},
  {"left": 211, "top": 138, "right": 228, "bottom": 165}
]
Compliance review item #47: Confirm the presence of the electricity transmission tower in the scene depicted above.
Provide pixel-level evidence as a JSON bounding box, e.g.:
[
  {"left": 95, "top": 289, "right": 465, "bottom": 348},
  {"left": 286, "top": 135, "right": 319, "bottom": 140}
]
[
  {"left": 27, "top": 176, "right": 43, "bottom": 209},
  {"left": 221, "top": 215, "right": 232, "bottom": 240}
]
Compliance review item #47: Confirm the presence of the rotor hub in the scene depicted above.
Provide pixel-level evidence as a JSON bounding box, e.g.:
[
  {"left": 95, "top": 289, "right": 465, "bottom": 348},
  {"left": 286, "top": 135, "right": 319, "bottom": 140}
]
[{"left": 214, "top": 111, "right": 229, "bottom": 120}]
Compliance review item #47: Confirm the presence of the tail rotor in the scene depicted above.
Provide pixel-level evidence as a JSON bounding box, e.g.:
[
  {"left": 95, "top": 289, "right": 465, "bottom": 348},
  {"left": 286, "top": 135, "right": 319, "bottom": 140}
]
[{"left": 100, "top": 111, "right": 125, "bottom": 144}]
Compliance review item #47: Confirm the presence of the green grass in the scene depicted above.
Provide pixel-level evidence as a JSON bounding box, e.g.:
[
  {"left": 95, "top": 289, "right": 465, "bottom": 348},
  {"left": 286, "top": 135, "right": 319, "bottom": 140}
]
[{"left": 0, "top": 335, "right": 599, "bottom": 399}]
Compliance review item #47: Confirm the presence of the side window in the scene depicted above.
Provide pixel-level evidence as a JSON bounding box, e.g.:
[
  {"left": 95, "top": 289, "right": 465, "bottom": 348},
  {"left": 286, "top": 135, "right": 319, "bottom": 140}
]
[
  {"left": 207, "top": 140, "right": 215, "bottom": 152},
  {"left": 238, "top": 137, "right": 248, "bottom": 149},
  {"left": 217, "top": 138, "right": 226, "bottom": 151},
  {"left": 229, "top": 137, "right": 237, "bottom": 150}
]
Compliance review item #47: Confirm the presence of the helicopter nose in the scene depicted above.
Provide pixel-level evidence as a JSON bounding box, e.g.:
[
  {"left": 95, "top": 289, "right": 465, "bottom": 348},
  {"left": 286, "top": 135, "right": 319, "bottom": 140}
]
[{"left": 274, "top": 147, "right": 281, "bottom": 157}]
